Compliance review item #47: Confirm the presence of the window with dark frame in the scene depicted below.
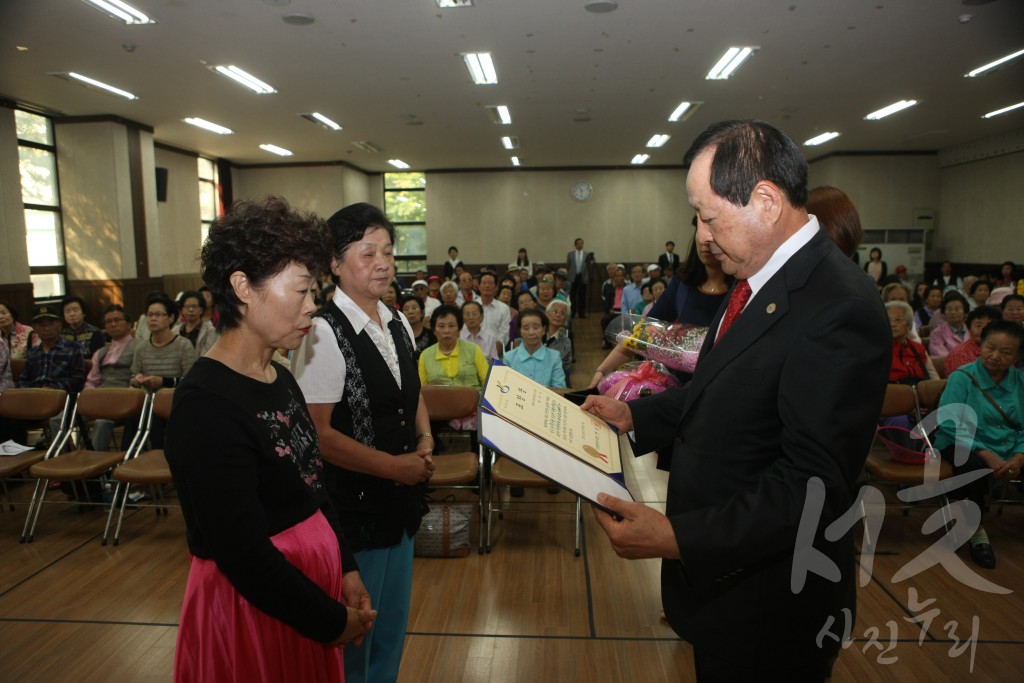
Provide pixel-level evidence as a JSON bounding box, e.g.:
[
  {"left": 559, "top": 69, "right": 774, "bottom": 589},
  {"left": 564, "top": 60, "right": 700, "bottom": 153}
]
[
  {"left": 384, "top": 172, "right": 427, "bottom": 276},
  {"left": 198, "top": 156, "right": 218, "bottom": 245},
  {"left": 15, "top": 109, "right": 66, "bottom": 299}
]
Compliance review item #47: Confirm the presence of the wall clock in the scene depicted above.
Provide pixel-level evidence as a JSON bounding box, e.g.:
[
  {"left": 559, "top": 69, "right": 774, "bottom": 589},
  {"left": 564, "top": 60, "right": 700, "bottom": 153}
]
[{"left": 570, "top": 180, "right": 593, "bottom": 202}]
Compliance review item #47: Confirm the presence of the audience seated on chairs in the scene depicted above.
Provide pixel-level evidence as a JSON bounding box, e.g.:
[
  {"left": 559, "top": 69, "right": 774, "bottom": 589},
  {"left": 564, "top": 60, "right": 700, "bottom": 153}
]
[
  {"left": 60, "top": 295, "right": 106, "bottom": 358},
  {"left": 928, "top": 291, "right": 970, "bottom": 357},
  {"left": 600, "top": 266, "right": 626, "bottom": 340},
  {"left": 504, "top": 308, "right": 565, "bottom": 389},
  {"left": 420, "top": 305, "right": 489, "bottom": 395},
  {"left": 886, "top": 301, "right": 939, "bottom": 385},
  {"left": 173, "top": 290, "right": 219, "bottom": 357},
  {"left": 969, "top": 279, "right": 992, "bottom": 311},
  {"left": 18, "top": 304, "right": 85, "bottom": 445},
  {"left": 946, "top": 305, "right": 1002, "bottom": 374},
  {"left": 438, "top": 279, "right": 459, "bottom": 308},
  {"left": 85, "top": 305, "right": 139, "bottom": 452},
  {"left": 401, "top": 295, "right": 435, "bottom": 360},
  {"left": 477, "top": 272, "right": 511, "bottom": 349},
  {"left": 497, "top": 285, "right": 518, "bottom": 342},
  {"left": 460, "top": 301, "right": 499, "bottom": 363},
  {"left": 0, "top": 301, "right": 38, "bottom": 360},
  {"left": 544, "top": 299, "right": 573, "bottom": 382},
  {"left": 933, "top": 320, "right": 1024, "bottom": 569},
  {"left": 915, "top": 285, "right": 943, "bottom": 329}
]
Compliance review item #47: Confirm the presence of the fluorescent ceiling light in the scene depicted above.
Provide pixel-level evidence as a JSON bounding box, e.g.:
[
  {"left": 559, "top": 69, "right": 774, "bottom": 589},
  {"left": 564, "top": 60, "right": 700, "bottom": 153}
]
[
  {"left": 352, "top": 141, "right": 381, "bottom": 153},
  {"left": 982, "top": 101, "right": 1024, "bottom": 119},
  {"left": 184, "top": 117, "right": 233, "bottom": 135},
  {"left": 389, "top": 159, "right": 411, "bottom": 169},
  {"left": 667, "top": 101, "right": 701, "bottom": 122},
  {"left": 706, "top": 47, "right": 756, "bottom": 80},
  {"left": 631, "top": 154, "right": 649, "bottom": 165},
  {"left": 511, "top": 156, "right": 521, "bottom": 167},
  {"left": 965, "top": 48, "right": 1024, "bottom": 78},
  {"left": 804, "top": 131, "right": 840, "bottom": 146},
  {"left": 646, "top": 134, "right": 670, "bottom": 148},
  {"left": 301, "top": 112, "right": 342, "bottom": 131},
  {"left": 213, "top": 65, "right": 276, "bottom": 94},
  {"left": 436, "top": 0, "right": 474, "bottom": 7},
  {"left": 487, "top": 105, "right": 512, "bottom": 124},
  {"left": 463, "top": 53, "right": 498, "bottom": 85},
  {"left": 501, "top": 136, "right": 518, "bottom": 150},
  {"left": 81, "top": 0, "right": 155, "bottom": 25},
  {"left": 864, "top": 100, "right": 917, "bottom": 120},
  {"left": 259, "top": 144, "right": 293, "bottom": 157},
  {"left": 54, "top": 72, "right": 138, "bottom": 100}
]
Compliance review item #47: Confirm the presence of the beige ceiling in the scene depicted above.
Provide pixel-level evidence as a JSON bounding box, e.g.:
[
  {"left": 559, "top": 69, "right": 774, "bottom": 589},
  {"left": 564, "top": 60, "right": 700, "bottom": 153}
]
[{"left": 1, "top": 0, "right": 1022, "bottom": 172}]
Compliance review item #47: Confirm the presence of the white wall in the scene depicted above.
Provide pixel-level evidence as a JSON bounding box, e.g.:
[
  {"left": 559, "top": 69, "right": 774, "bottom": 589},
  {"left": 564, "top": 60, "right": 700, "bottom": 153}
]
[
  {"left": 0, "top": 108, "right": 30, "bottom": 285},
  {"left": 425, "top": 168, "right": 689, "bottom": 267},
  {"left": 55, "top": 121, "right": 137, "bottom": 280},
  {"left": 232, "top": 164, "right": 372, "bottom": 219},
  {"left": 153, "top": 147, "right": 202, "bottom": 276}
]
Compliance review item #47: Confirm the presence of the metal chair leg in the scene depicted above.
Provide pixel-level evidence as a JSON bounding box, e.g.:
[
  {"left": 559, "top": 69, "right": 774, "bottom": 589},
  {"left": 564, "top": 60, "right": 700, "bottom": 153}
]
[
  {"left": 101, "top": 482, "right": 125, "bottom": 545},
  {"left": 574, "top": 497, "right": 582, "bottom": 557},
  {"left": 20, "top": 479, "right": 45, "bottom": 542},
  {"left": 25, "top": 479, "right": 51, "bottom": 542},
  {"left": 112, "top": 481, "right": 133, "bottom": 546}
]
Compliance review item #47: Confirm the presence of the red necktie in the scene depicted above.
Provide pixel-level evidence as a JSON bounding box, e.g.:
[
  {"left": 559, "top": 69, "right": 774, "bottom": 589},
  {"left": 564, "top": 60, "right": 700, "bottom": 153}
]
[{"left": 715, "top": 280, "right": 751, "bottom": 343}]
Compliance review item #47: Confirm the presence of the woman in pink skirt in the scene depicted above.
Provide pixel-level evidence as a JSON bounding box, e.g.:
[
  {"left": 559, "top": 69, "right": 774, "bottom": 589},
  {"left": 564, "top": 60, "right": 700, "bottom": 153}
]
[{"left": 166, "top": 197, "right": 375, "bottom": 682}]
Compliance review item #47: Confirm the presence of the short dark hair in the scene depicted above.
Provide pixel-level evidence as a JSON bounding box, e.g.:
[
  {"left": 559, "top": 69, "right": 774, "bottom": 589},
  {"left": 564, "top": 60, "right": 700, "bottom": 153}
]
[
  {"left": 940, "top": 291, "right": 969, "bottom": 314},
  {"left": 683, "top": 119, "right": 808, "bottom": 208},
  {"left": 966, "top": 305, "right": 1001, "bottom": 327},
  {"left": 325, "top": 203, "right": 394, "bottom": 275},
  {"left": 0, "top": 301, "right": 19, "bottom": 321},
  {"left": 969, "top": 279, "right": 992, "bottom": 296},
  {"left": 519, "top": 307, "right": 549, "bottom": 331},
  {"left": 62, "top": 295, "right": 87, "bottom": 315},
  {"left": 515, "top": 290, "right": 537, "bottom": 310},
  {"left": 201, "top": 196, "right": 330, "bottom": 331},
  {"left": 479, "top": 272, "right": 497, "bottom": 285},
  {"left": 462, "top": 300, "right": 484, "bottom": 316},
  {"left": 147, "top": 294, "right": 178, "bottom": 320},
  {"left": 448, "top": 245, "right": 459, "bottom": 253},
  {"left": 980, "top": 319, "right": 1024, "bottom": 348},
  {"left": 1002, "top": 294, "right": 1024, "bottom": 309},
  {"left": 666, "top": 240, "right": 675, "bottom": 247},
  {"left": 399, "top": 294, "right": 423, "bottom": 313},
  {"left": 102, "top": 304, "right": 127, "bottom": 319},
  {"left": 179, "top": 290, "right": 205, "bottom": 310},
  {"left": 431, "top": 303, "right": 462, "bottom": 329}
]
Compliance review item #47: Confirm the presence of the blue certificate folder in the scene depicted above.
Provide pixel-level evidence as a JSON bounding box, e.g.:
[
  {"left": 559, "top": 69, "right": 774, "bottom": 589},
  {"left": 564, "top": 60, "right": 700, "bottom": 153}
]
[{"left": 478, "top": 361, "right": 634, "bottom": 511}]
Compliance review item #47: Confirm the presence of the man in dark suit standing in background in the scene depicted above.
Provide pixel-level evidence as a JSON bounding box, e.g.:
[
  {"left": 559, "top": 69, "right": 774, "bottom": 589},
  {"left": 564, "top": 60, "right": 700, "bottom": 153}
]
[
  {"left": 657, "top": 240, "right": 681, "bottom": 272},
  {"left": 583, "top": 120, "right": 890, "bottom": 682},
  {"left": 566, "top": 237, "right": 593, "bottom": 318}
]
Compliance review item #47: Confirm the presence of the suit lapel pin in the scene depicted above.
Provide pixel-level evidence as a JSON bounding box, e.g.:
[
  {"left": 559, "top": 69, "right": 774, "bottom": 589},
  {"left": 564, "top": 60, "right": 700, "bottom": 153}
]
[{"left": 765, "top": 303, "right": 777, "bottom": 314}]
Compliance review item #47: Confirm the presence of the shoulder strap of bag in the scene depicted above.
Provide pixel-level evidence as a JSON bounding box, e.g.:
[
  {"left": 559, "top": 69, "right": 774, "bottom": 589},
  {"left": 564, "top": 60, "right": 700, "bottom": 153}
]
[{"left": 955, "top": 369, "right": 1022, "bottom": 431}]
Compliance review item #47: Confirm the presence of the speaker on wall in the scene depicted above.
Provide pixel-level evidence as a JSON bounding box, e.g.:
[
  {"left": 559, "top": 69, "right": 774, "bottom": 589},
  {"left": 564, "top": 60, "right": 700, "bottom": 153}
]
[{"left": 155, "top": 167, "right": 169, "bottom": 202}]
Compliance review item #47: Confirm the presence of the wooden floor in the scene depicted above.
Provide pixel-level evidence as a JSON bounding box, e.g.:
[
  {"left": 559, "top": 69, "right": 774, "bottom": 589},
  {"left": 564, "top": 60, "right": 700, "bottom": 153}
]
[{"left": 1, "top": 315, "right": 1023, "bottom": 682}]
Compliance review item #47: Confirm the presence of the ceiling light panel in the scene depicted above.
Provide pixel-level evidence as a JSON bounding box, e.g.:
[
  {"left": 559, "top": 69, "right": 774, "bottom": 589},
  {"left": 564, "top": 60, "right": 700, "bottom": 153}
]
[
  {"left": 982, "top": 101, "right": 1024, "bottom": 119},
  {"left": 864, "top": 100, "right": 918, "bottom": 120},
  {"left": 485, "top": 105, "right": 512, "bottom": 124},
  {"left": 463, "top": 53, "right": 498, "bottom": 85},
  {"left": 706, "top": 47, "right": 756, "bottom": 80},
  {"left": 53, "top": 72, "right": 138, "bottom": 100},
  {"left": 213, "top": 65, "right": 277, "bottom": 94},
  {"left": 501, "top": 136, "right": 518, "bottom": 150},
  {"left": 184, "top": 117, "right": 233, "bottom": 134},
  {"left": 804, "top": 131, "right": 840, "bottom": 146},
  {"left": 259, "top": 144, "right": 293, "bottom": 156},
  {"left": 436, "top": 0, "right": 474, "bottom": 7},
  {"left": 389, "top": 159, "right": 411, "bottom": 169},
  {"left": 511, "top": 156, "right": 521, "bottom": 167},
  {"left": 300, "top": 112, "right": 342, "bottom": 131},
  {"left": 80, "top": 0, "right": 155, "bottom": 25},
  {"left": 965, "top": 48, "right": 1024, "bottom": 78},
  {"left": 631, "top": 154, "right": 649, "bottom": 165},
  {"left": 646, "top": 134, "right": 670, "bottom": 148},
  {"left": 667, "top": 101, "right": 702, "bottom": 122}
]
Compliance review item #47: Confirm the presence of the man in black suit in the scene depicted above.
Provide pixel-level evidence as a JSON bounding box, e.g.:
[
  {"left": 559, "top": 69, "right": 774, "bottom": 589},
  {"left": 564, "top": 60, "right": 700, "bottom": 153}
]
[
  {"left": 584, "top": 120, "right": 890, "bottom": 682},
  {"left": 657, "top": 241, "right": 681, "bottom": 272},
  {"left": 566, "top": 237, "right": 593, "bottom": 318}
]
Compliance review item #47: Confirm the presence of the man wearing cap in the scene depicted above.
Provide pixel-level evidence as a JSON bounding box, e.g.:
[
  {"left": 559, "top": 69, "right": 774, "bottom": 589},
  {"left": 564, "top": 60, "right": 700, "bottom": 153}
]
[
  {"left": 427, "top": 275, "right": 442, "bottom": 301},
  {"left": 411, "top": 279, "right": 439, "bottom": 320},
  {"left": 642, "top": 263, "right": 662, "bottom": 286},
  {"left": 895, "top": 265, "right": 913, "bottom": 291},
  {"left": 19, "top": 304, "right": 85, "bottom": 394}
]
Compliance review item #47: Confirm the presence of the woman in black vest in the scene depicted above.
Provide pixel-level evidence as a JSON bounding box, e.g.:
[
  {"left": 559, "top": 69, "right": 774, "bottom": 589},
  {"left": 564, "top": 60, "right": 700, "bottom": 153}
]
[{"left": 294, "top": 202, "right": 433, "bottom": 683}]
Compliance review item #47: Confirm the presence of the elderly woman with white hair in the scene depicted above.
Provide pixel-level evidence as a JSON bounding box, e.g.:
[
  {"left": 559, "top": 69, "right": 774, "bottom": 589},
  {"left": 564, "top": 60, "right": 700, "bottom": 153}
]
[
  {"left": 545, "top": 298, "right": 573, "bottom": 381},
  {"left": 885, "top": 300, "right": 939, "bottom": 384}
]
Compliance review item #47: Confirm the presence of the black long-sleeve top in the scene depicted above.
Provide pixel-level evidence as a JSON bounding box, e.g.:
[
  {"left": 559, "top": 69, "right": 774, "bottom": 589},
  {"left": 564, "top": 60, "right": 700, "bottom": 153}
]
[{"left": 166, "top": 357, "right": 357, "bottom": 643}]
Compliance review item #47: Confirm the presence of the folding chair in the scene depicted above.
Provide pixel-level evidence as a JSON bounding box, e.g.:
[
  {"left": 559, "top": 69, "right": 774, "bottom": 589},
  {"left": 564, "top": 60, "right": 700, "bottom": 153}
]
[
  {"left": 102, "top": 388, "right": 175, "bottom": 546},
  {"left": 0, "top": 388, "right": 71, "bottom": 511},
  {"left": 863, "top": 383, "right": 954, "bottom": 526},
  {"left": 420, "top": 385, "right": 485, "bottom": 554},
  {"left": 487, "top": 453, "right": 583, "bottom": 557},
  {"left": 22, "top": 388, "right": 152, "bottom": 542}
]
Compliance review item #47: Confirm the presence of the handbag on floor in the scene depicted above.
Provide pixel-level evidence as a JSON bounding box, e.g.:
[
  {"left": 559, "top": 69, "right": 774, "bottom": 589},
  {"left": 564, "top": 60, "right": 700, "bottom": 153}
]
[{"left": 414, "top": 495, "right": 472, "bottom": 558}]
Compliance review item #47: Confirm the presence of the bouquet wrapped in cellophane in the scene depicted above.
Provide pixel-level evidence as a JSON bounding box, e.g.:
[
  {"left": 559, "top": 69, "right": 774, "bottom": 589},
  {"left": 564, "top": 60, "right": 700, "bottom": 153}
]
[
  {"left": 604, "top": 312, "right": 708, "bottom": 374},
  {"left": 597, "top": 360, "right": 680, "bottom": 402}
]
